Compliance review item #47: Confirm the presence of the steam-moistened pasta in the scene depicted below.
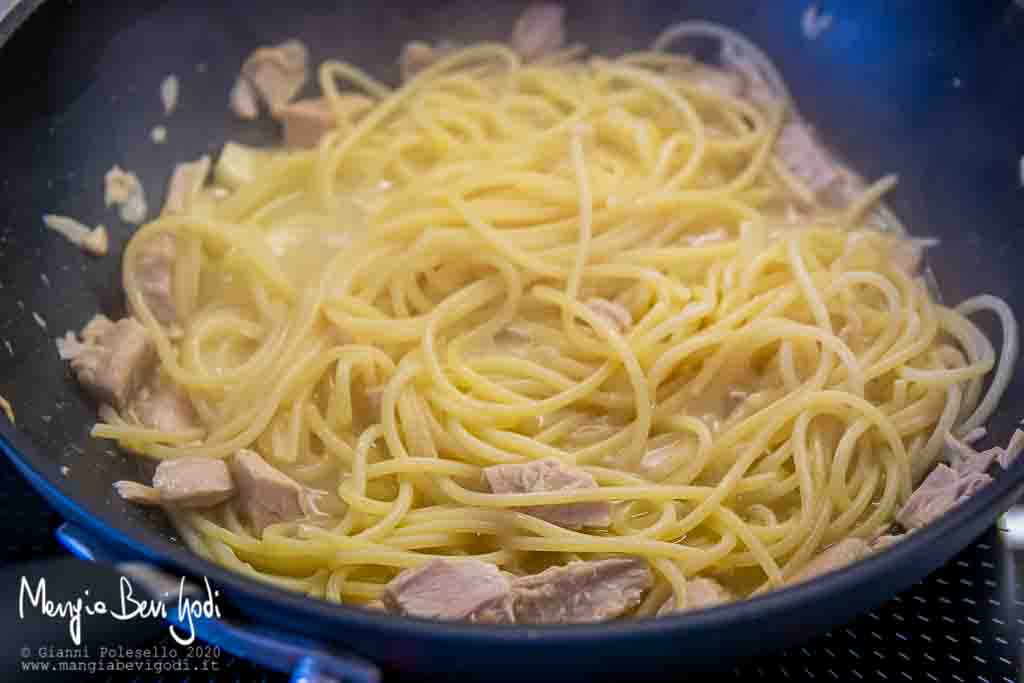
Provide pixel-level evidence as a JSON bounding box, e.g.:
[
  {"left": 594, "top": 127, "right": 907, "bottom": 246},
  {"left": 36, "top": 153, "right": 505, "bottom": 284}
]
[{"left": 69, "top": 12, "right": 1020, "bottom": 624}]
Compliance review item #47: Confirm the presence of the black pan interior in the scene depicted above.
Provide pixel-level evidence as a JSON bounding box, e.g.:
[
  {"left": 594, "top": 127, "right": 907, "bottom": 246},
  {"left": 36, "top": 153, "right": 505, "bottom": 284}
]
[{"left": 2, "top": 0, "right": 1024, "bottom": 678}]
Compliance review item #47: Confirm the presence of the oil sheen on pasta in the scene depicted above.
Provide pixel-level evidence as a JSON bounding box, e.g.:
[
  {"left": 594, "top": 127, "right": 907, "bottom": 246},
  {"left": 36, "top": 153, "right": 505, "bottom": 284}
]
[{"left": 98, "top": 32, "right": 1015, "bottom": 614}]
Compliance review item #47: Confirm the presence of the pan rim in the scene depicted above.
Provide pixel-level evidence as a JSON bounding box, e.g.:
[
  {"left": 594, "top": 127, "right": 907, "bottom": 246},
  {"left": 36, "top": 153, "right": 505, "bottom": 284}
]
[{"left": 3, "top": 419, "right": 1023, "bottom": 647}]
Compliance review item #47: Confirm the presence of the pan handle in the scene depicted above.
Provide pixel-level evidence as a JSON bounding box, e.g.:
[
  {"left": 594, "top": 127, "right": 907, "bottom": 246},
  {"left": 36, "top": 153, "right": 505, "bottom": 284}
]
[{"left": 57, "top": 523, "right": 381, "bottom": 683}]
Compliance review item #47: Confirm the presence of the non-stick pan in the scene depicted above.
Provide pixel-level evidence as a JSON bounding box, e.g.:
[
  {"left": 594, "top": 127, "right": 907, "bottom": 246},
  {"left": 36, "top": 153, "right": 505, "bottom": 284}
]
[{"left": 2, "top": 1, "right": 1024, "bottom": 680}]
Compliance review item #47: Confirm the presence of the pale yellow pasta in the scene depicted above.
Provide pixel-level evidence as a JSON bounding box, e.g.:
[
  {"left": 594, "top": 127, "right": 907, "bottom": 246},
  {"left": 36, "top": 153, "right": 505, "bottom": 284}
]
[{"left": 94, "top": 30, "right": 1016, "bottom": 615}]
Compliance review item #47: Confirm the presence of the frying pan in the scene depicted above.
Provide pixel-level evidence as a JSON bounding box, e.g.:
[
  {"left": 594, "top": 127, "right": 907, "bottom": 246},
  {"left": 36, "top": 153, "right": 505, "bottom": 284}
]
[{"left": 2, "top": 0, "right": 1024, "bottom": 680}]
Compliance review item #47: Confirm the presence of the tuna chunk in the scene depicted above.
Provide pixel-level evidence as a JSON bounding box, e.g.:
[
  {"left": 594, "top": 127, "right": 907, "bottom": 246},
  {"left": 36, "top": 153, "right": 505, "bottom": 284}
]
[
  {"left": 230, "top": 449, "right": 307, "bottom": 534},
  {"left": 115, "top": 457, "right": 234, "bottom": 509},
  {"left": 382, "top": 557, "right": 654, "bottom": 625},
  {"left": 896, "top": 462, "right": 992, "bottom": 530},
  {"left": 229, "top": 78, "right": 260, "bottom": 120},
  {"left": 129, "top": 375, "right": 199, "bottom": 432},
  {"left": 511, "top": 3, "right": 565, "bottom": 61},
  {"left": 719, "top": 40, "right": 780, "bottom": 107},
  {"left": 511, "top": 558, "right": 653, "bottom": 624},
  {"left": 790, "top": 538, "right": 870, "bottom": 584},
  {"left": 585, "top": 297, "right": 632, "bottom": 334},
  {"left": 163, "top": 156, "right": 211, "bottom": 215},
  {"left": 947, "top": 437, "right": 999, "bottom": 477},
  {"left": 897, "top": 428, "right": 1024, "bottom": 528},
  {"left": 692, "top": 65, "right": 745, "bottom": 98},
  {"left": 657, "top": 577, "right": 732, "bottom": 616},
  {"left": 890, "top": 237, "right": 939, "bottom": 277},
  {"left": 685, "top": 577, "right": 732, "bottom": 609},
  {"left": 998, "top": 429, "right": 1024, "bottom": 469},
  {"left": 230, "top": 40, "right": 308, "bottom": 117},
  {"left": 942, "top": 428, "right": 1024, "bottom": 475},
  {"left": 43, "top": 214, "right": 109, "bottom": 256},
  {"left": 278, "top": 95, "right": 373, "bottom": 148},
  {"left": 483, "top": 457, "right": 611, "bottom": 529},
  {"left": 153, "top": 457, "right": 235, "bottom": 508},
  {"left": 889, "top": 240, "right": 921, "bottom": 276},
  {"left": 131, "top": 233, "right": 177, "bottom": 326},
  {"left": 869, "top": 534, "right": 903, "bottom": 552},
  {"left": 113, "top": 480, "right": 163, "bottom": 506},
  {"left": 70, "top": 315, "right": 155, "bottom": 409},
  {"left": 382, "top": 559, "right": 514, "bottom": 623},
  {"left": 104, "top": 166, "right": 148, "bottom": 224},
  {"left": 399, "top": 40, "right": 460, "bottom": 82},
  {"left": 775, "top": 121, "right": 863, "bottom": 208},
  {"left": 279, "top": 98, "right": 334, "bottom": 148}
]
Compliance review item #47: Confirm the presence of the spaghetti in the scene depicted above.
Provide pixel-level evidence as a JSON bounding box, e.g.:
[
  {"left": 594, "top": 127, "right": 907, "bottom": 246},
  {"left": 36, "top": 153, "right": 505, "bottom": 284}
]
[{"left": 93, "top": 23, "right": 1017, "bottom": 616}]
